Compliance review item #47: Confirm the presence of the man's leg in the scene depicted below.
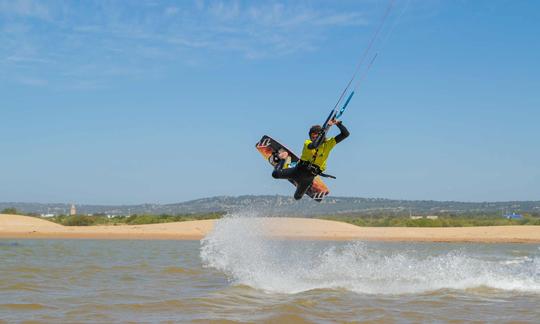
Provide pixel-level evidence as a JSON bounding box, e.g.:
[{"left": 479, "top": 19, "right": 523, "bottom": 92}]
[
  {"left": 271, "top": 158, "right": 313, "bottom": 200},
  {"left": 294, "top": 176, "right": 315, "bottom": 200},
  {"left": 272, "top": 165, "right": 298, "bottom": 180}
]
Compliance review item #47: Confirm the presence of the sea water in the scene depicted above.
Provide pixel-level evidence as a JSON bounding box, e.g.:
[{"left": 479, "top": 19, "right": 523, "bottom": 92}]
[{"left": 1, "top": 214, "right": 539, "bottom": 323}]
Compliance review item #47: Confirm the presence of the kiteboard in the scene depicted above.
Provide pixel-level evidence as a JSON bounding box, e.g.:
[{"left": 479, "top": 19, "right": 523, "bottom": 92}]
[{"left": 255, "top": 135, "right": 330, "bottom": 202}]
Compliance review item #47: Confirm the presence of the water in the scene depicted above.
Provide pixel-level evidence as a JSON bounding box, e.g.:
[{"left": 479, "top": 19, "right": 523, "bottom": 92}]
[{"left": 1, "top": 215, "right": 539, "bottom": 323}]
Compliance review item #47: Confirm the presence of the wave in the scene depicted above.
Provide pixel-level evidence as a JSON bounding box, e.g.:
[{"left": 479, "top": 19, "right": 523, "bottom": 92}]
[{"left": 200, "top": 212, "right": 540, "bottom": 295}]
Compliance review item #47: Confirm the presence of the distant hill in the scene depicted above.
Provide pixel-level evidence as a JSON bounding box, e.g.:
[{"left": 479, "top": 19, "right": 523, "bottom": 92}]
[{"left": 2, "top": 196, "right": 540, "bottom": 216}]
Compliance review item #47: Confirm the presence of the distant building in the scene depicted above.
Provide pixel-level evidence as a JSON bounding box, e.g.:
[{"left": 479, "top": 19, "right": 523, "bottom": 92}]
[
  {"left": 426, "top": 215, "right": 439, "bottom": 220},
  {"left": 410, "top": 216, "right": 423, "bottom": 220},
  {"left": 70, "top": 204, "right": 77, "bottom": 216},
  {"left": 41, "top": 213, "right": 55, "bottom": 218},
  {"left": 504, "top": 212, "right": 523, "bottom": 220}
]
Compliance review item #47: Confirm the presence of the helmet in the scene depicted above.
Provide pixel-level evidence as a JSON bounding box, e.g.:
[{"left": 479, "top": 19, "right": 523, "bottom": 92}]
[{"left": 309, "top": 125, "right": 322, "bottom": 136}]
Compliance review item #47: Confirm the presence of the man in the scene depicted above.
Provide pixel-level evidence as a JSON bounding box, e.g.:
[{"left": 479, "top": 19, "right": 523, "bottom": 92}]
[{"left": 272, "top": 119, "right": 350, "bottom": 200}]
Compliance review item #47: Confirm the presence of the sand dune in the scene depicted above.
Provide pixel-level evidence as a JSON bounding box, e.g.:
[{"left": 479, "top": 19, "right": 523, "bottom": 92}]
[
  {"left": 1, "top": 214, "right": 539, "bottom": 243},
  {"left": 0, "top": 214, "right": 213, "bottom": 240}
]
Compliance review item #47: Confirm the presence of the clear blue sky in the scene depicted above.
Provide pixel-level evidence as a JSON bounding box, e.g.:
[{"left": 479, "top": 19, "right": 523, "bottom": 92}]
[{"left": 1, "top": 0, "right": 539, "bottom": 204}]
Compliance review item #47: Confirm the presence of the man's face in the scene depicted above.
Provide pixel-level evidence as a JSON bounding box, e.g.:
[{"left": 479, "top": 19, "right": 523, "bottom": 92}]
[{"left": 310, "top": 132, "right": 319, "bottom": 141}]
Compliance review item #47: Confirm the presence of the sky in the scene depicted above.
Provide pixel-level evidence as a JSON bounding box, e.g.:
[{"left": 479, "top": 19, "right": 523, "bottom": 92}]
[{"left": 1, "top": 0, "right": 539, "bottom": 204}]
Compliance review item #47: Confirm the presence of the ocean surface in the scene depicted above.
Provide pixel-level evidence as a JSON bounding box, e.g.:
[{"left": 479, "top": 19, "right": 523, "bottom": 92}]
[{"left": 1, "top": 216, "right": 539, "bottom": 323}]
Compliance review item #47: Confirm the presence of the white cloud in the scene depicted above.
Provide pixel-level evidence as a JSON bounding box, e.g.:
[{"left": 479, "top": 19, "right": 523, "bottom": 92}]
[
  {"left": 209, "top": 1, "right": 241, "bottom": 21},
  {"left": 315, "top": 12, "right": 368, "bottom": 26},
  {"left": 164, "top": 6, "right": 179, "bottom": 16},
  {"left": 16, "top": 76, "right": 48, "bottom": 86},
  {"left": 0, "top": 0, "right": 50, "bottom": 19},
  {"left": 1, "top": 1, "right": 380, "bottom": 88},
  {"left": 194, "top": 0, "right": 205, "bottom": 11}
]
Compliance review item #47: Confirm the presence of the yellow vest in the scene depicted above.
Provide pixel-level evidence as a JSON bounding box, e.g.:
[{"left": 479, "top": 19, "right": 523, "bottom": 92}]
[{"left": 300, "top": 137, "right": 337, "bottom": 171}]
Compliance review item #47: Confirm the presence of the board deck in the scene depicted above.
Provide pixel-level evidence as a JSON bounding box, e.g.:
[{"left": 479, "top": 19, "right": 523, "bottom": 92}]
[{"left": 255, "top": 135, "right": 330, "bottom": 201}]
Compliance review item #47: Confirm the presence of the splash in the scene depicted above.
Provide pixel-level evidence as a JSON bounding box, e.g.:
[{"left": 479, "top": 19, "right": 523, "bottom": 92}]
[{"left": 200, "top": 212, "right": 540, "bottom": 295}]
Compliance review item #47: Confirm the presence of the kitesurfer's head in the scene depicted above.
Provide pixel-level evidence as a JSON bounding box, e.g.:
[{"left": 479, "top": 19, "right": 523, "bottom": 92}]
[{"left": 309, "top": 125, "right": 322, "bottom": 141}]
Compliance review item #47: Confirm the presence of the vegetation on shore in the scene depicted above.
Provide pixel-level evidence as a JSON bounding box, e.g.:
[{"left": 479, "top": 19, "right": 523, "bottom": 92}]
[
  {"left": 52, "top": 213, "right": 540, "bottom": 227},
  {"left": 1, "top": 208, "right": 19, "bottom": 215},
  {"left": 49, "top": 212, "right": 225, "bottom": 226},
  {"left": 3, "top": 206, "right": 540, "bottom": 227},
  {"left": 320, "top": 212, "right": 540, "bottom": 227}
]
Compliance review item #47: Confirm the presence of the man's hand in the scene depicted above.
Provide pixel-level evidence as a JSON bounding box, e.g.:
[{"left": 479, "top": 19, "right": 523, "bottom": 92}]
[{"left": 328, "top": 119, "right": 341, "bottom": 126}]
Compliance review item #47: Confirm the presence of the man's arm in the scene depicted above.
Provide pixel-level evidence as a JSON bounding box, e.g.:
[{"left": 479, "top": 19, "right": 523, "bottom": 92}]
[
  {"left": 307, "top": 119, "right": 349, "bottom": 149},
  {"left": 307, "top": 138, "right": 323, "bottom": 150},
  {"left": 334, "top": 121, "right": 350, "bottom": 144}
]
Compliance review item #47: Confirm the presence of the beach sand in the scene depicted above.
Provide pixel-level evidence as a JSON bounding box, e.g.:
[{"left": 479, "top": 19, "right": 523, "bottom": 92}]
[{"left": 1, "top": 214, "right": 539, "bottom": 243}]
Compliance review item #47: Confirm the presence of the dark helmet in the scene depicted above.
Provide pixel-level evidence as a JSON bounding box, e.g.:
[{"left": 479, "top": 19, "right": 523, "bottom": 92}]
[{"left": 309, "top": 125, "right": 322, "bottom": 136}]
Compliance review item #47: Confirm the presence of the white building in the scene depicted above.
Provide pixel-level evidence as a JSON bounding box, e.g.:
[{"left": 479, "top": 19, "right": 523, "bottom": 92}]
[{"left": 70, "top": 204, "right": 77, "bottom": 216}]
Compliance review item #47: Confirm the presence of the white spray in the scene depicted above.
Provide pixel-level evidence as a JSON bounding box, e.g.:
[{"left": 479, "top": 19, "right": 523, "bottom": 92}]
[{"left": 201, "top": 212, "right": 540, "bottom": 295}]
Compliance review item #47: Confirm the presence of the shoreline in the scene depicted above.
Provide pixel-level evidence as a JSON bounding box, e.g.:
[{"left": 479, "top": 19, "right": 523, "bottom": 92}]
[{"left": 1, "top": 214, "right": 540, "bottom": 243}]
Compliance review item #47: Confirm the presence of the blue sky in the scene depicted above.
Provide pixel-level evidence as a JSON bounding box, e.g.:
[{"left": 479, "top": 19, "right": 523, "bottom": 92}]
[{"left": 1, "top": 0, "right": 539, "bottom": 204}]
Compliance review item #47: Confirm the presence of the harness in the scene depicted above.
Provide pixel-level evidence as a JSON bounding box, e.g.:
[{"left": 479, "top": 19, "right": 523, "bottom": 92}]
[
  {"left": 298, "top": 141, "right": 337, "bottom": 179},
  {"left": 297, "top": 160, "right": 322, "bottom": 175}
]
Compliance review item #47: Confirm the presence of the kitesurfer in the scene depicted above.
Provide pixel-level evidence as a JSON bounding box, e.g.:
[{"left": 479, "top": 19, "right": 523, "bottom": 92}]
[{"left": 272, "top": 119, "right": 349, "bottom": 200}]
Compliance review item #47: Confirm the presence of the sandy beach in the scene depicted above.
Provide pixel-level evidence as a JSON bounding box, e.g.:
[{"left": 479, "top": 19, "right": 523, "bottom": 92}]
[{"left": 1, "top": 214, "right": 539, "bottom": 243}]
